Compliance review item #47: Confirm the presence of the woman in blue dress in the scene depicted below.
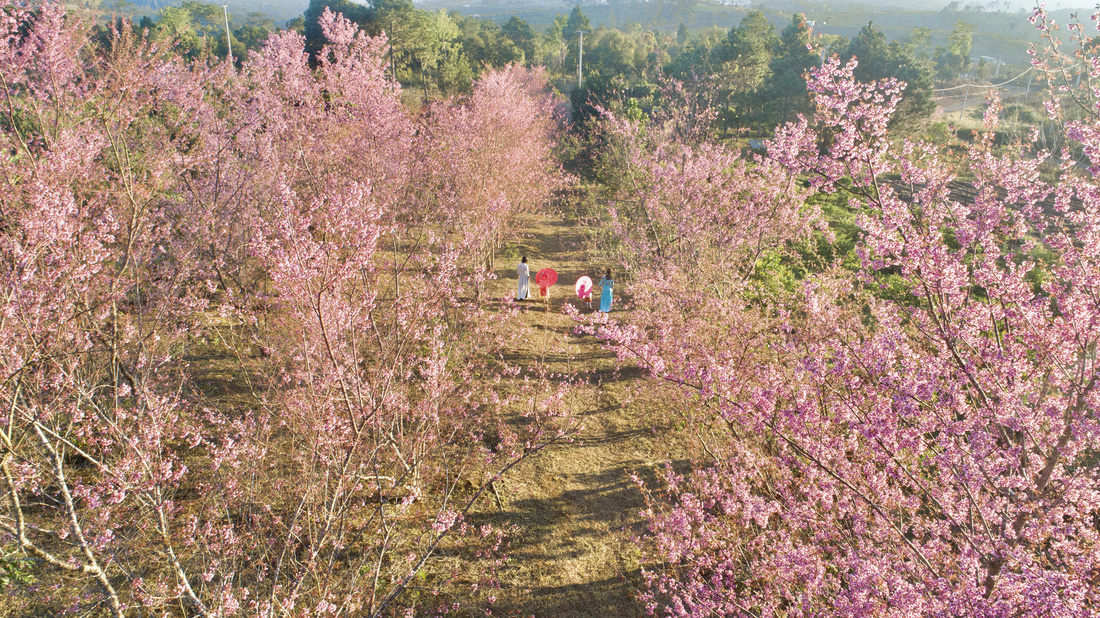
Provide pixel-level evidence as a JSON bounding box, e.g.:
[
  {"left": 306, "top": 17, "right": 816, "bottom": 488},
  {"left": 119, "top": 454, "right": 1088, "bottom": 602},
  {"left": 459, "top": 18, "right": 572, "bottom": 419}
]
[{"left": 598, "top": 269, "right": 613, "bottom": 312}]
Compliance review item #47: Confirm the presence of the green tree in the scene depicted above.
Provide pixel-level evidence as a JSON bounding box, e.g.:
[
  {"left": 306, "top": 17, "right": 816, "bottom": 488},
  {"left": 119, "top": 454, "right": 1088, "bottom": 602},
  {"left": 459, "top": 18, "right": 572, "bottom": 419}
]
[
  {"left": 565, "top": 6, "right": 591, "bottom": 40},
  {"left": 949, "top": 20, "right": 973, "bottom": 67},
  {"left": 725, "top": 10, "right": 776, "bottom": 62},
  {"left": 908, "top": 26, "right": 931, "bottom": 59},
  {"left": 149, "top": 2, "right": 239, "bottom": 60},
  {"left": 583, "top": 27, "right": 642, "bottom": 79},
  {"left": 559, "top": 7, "right": 592, "bottom": 86},
  {"left": 719, "top": 9, "right": 777, "bottom": 85},
  {"left": 399, "top": 9, "right": 469, "bottom": 96},
  {"left": 844, "top": 22, "right": 935, "bottom": 126},
  {"left": 844, "top": 21, "right": 890, "bottom": 76},
  {"left": 651, "top": 0, "right": 695, "bottom": 27},
  {"left": 714, "top": 10, "right": 778, "bottom": 132},
  {"left": 301, "top": 0, "right": 473, "bottom": 95},
  {"left": 458, "top": 16, "right": 523, "bottom": 69},
  {"left": 569, "top": 68, "right": 643, "bottom": 134},
  {"left": 935, "top": 20, "right": 972, "bottom": 80},
  {"left": 636, "top": 29, "right": 669, "bottom": 68},
  {"left": 666, "top": 26, "right": 724, "bottom": 80},
  {"left": 179, "top": 1, "right": 224, "bottom": 37},
  {"left": 434, "top": 41, "right": 475, "bottom": 95},
  {"left": 666, "top": 39, "right": 709, "bottom": 80},
  {"left": 151, "top": 5, "right": 201, "bottom": 55},
  {"left": 233, "top": 24, "right": 272, "bottom": 53},
  {"left": 285, "top": 16, "right": 306, "bottom": 34},
  {"left": 244, "top": 11, "right": 275, "bottom": 30},
  {"left": 768, "top": 13, "right": 817, "bottom": 124},
  {"left": 502, "top": 16, "right": 539, "bottom": 66},
  {"left": 543, "top": 13, "right": 570, "bottom": 71}
]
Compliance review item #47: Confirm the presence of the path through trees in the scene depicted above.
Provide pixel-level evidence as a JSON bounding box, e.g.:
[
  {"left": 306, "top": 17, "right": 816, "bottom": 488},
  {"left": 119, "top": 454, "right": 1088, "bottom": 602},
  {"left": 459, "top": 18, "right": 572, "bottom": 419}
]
[{"left": 468, "top": 213, "right": 688, "bottom": 616}]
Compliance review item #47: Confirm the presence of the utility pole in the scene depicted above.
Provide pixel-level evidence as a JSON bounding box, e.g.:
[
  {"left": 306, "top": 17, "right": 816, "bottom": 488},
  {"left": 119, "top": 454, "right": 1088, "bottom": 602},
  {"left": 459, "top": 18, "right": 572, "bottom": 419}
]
[
  {"left": 222, "top": 5, "right": 233, "bottom": 64},
  {"left": 577, "top": 30, "right": 585, "bottom": 88},
  {"left": 815, "top": 21, "right": 828, "bottom": 66}
]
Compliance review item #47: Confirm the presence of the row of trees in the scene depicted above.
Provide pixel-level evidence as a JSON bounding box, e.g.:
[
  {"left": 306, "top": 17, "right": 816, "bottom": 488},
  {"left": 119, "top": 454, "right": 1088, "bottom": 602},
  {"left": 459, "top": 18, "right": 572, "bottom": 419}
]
[
  {"left": 9, "top": 0, "right": 1098, "bottom": 614},
  {"left": 660, "top": 12, "right": 956, "bottom": 133},
  {"left": 120, "top": 0, "right": 971, "bottom": 136},
  {"left": 577, "top": 5, "right": 1100, "bottom": 615},
  {"left": 1, "top": 3, "right": 577, "bottom": 615}
]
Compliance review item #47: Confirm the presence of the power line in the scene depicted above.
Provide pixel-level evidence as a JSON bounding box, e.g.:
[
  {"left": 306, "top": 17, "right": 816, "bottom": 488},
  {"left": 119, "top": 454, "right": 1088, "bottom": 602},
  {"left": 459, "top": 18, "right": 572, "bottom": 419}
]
[
  {"left": 933, "top": 60, "right": 1090, "bottom": 93},
  {"left": 933, "top": 66, "right": 1035, "bottom": 93}
]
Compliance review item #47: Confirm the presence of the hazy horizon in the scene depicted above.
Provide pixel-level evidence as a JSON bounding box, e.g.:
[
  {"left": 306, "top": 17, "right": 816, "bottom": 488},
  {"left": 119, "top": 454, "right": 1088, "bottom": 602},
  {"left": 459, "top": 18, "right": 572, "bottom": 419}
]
[{"left": 130, "top": 0, "right": 1100, "bottom": 32}]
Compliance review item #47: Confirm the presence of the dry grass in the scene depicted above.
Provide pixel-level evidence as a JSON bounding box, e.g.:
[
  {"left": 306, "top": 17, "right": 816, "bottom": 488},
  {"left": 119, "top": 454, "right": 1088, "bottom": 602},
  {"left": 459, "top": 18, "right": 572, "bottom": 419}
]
[{"left": 452, "top": 214, "right": 692, "bottom": 616}]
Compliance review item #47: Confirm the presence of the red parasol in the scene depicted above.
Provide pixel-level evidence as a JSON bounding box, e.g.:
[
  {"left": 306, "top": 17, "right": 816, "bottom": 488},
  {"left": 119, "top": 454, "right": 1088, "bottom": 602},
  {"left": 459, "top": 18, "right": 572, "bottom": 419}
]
[
  {"left": 536, "top": 268, "right": 558, "bottom": 288},
  {"left": 536, "top": 268, "right": 557, "bottom": 297}
]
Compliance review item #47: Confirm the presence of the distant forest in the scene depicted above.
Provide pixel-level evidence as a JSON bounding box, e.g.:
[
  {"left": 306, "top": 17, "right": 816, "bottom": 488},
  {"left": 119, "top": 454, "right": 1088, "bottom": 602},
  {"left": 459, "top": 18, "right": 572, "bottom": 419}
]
[{"left": 96, "top": 0, "right": 1075, "bottom": 145}]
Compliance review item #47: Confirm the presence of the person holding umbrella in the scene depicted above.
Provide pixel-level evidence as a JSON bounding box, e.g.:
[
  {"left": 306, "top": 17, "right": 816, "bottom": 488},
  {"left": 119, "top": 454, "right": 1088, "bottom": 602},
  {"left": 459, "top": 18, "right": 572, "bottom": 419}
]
[
  {"left": 575, "top": 276, "right": 593, "bottom": 309},
  {"left": 536, "top": 268, "right": 558, "bottom": 307}
]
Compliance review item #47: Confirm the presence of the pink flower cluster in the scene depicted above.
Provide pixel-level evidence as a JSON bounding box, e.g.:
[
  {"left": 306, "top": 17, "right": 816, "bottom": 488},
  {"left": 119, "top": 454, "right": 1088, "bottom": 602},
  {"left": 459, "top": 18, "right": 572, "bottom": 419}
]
[
  {"left": 0, "top": 3, "right": 576, "bottom": 616},
  {"left": 584, "top": 18, "right": 1100, "bottom": 617}
]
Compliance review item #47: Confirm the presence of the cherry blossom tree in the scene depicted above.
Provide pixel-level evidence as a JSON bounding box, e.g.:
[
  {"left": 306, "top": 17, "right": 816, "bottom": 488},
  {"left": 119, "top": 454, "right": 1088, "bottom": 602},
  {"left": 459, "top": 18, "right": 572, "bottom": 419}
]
[
  {"left": 589, "top": 40, "right": 1100, "bottom": 618},
  {"left": 1, "top": 3, "right": 576, "bottom": 615},
  {"left": 210, "top": 17, "right": 577, "bottom": 615},
  {"left": 0, "top": 4, "right": 231, "bottom": 614},
  {"left": 247, "top": 176, "right": 577, "bottom": 615},
  {"left": 416, "top": 63, "right": 565, "bottom": 287}
]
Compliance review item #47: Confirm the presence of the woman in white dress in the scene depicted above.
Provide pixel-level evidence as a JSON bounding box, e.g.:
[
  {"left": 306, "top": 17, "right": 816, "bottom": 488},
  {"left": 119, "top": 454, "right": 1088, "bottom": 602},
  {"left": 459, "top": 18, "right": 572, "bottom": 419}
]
[{"left": 516, "top": 256, "right": 530, "bottom": 301}]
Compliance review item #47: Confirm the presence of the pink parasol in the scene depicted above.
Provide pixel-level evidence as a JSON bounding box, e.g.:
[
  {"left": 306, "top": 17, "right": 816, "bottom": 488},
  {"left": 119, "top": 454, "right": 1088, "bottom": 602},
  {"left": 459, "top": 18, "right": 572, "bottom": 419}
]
[{"left": 575, "top": 276, "right": 593, "bottom": 299}]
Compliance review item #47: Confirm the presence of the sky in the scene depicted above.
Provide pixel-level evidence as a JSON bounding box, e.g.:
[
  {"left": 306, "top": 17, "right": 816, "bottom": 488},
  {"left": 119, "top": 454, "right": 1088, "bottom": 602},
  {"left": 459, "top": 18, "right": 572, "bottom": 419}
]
[
  {"left": 940, "top": 1, "right": 1090, "bottom": 8},
  {"left": 979, "top": 1, "right": 1091, "bottom": 7},
  {"left": 817, "top": 1, "right": 1095, "bottom": 10}
]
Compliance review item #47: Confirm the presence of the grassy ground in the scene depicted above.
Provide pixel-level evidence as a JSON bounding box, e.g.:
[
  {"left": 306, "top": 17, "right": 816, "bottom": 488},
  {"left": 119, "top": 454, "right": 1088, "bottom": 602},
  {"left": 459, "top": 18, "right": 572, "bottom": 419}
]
[{"left": 457, "top": 213, "right": 689, "bottom": 616}]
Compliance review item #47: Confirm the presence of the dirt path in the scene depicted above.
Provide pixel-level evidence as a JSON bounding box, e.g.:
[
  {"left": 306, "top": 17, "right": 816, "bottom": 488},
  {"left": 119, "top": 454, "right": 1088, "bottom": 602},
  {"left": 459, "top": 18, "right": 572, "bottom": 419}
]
[{"left": 473, "top": 214, "right": 688, "bottom": 617}]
